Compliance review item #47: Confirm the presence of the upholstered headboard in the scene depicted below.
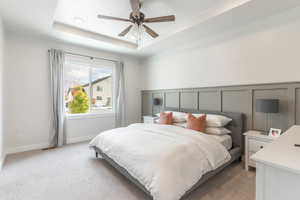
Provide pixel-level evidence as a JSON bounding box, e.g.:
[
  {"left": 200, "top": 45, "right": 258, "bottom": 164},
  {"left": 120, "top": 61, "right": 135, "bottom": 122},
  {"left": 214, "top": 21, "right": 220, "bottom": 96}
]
[{"left": 164, "top": 108, "right": 244, "bottom": 150}]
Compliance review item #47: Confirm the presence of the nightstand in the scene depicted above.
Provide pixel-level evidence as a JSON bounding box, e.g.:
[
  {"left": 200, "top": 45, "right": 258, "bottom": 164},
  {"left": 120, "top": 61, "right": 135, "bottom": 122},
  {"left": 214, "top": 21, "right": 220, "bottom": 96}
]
[
  {"left": 143, "top": 116, "right": 158, "bottom": 124},
  {"left": 244, "top": 130, "right": 275, "bottom": 171}
]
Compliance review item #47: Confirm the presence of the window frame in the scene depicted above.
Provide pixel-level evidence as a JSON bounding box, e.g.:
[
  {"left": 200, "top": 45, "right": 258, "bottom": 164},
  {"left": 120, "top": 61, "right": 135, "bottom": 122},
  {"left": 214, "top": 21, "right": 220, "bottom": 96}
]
[{"left": 63, "top": 55, "right": 116, "bottom": 118}]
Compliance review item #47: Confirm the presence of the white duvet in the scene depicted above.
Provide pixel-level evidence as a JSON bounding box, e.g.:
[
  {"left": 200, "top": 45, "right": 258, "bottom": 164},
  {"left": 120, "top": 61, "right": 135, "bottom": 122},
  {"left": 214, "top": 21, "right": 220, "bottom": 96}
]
[{"left": 89, "top": 123, "right": 231, "bottom": 200}]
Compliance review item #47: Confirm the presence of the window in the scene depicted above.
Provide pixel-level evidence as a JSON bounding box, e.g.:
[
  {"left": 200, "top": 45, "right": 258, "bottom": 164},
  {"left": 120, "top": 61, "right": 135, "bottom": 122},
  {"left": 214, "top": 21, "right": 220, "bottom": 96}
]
[{"left": 64, "top": 55, "right": 114, "bottom": 115}]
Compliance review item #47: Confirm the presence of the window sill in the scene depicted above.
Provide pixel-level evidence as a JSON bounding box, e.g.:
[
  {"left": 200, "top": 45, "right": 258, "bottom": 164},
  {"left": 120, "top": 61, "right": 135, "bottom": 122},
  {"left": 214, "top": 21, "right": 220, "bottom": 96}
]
[{"left": 66, "top": 112, "right": 116, "bottom": 120}]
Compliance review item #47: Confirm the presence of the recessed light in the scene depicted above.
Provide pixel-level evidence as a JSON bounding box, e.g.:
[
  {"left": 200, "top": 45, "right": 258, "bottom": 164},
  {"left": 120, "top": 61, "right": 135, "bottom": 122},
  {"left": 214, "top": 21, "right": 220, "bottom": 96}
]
[{"left": 74, "top": 17, "right": 85, "bottom": 24}]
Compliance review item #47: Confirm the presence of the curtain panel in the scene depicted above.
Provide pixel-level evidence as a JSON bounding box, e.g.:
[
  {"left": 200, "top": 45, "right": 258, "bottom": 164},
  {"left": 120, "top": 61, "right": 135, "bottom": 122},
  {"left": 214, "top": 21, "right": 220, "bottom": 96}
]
[
  {"left": 49, "top": 49, "right": 65, "bottom": 147},
  {"left": 115, "top": 61, "right": 126, "bottom": 127}
]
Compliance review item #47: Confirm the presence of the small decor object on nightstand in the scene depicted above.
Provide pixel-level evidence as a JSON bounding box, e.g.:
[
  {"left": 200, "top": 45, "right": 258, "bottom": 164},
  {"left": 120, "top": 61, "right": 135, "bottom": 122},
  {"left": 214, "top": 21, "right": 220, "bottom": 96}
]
[{"left": 269, "top": 128, "right": 282, "bottom": 138}]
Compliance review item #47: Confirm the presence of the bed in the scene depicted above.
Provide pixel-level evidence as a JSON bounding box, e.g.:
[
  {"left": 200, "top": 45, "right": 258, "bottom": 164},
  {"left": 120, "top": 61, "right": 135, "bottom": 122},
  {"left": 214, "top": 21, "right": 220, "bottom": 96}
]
[{"left": 90, "top": 109, "right": 244, "bottom": 200}]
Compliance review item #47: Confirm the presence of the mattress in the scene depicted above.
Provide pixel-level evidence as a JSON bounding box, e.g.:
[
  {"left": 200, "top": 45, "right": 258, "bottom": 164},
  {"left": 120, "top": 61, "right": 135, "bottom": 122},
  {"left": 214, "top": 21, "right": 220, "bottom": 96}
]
[{"left": 210, "top": 134, "right": 232, "bottom": 150}]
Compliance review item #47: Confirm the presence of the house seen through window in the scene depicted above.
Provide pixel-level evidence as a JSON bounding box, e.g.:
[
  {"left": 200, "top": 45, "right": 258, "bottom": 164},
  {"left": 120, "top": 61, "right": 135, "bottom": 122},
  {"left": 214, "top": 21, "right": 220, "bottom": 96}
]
[{"left": 64, "top": 56, "right": 114, "bottom": 115}]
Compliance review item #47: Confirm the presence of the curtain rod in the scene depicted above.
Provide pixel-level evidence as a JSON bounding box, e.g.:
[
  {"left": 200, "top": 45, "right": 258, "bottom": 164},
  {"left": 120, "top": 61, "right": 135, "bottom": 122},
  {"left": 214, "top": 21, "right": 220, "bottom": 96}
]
[{"left": 48, "top": 49, "right": 120, "bottom": 63}]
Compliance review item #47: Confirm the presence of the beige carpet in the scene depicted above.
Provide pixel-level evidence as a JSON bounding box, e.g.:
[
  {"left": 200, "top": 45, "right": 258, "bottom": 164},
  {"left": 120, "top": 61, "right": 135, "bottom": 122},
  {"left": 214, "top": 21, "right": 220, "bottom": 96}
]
[{"left": 0, "top": 142, "right": 255, "bottom": 200}]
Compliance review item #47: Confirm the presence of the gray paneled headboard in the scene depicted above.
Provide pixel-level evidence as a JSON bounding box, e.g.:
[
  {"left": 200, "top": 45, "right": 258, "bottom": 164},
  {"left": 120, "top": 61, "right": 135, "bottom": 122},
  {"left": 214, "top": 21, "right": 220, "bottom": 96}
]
[
  {"left": 167, "top": 108, "right": 244, "bottom": 150},
  {"left": 142, "top": 81, "right": 300, "bottom": 133}
]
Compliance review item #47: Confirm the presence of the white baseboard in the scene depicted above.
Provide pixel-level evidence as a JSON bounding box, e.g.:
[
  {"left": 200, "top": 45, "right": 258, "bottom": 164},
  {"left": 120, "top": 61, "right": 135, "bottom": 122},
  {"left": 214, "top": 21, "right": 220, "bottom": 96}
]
[
  {"left": 5, "top": 136, "right": 95, "bottom": 155},
  {"left": 7, "top": 143, "right": 50, "bottom": 155},
  {"left": 67, "top": 135, "right": 96, "bottom": 144},
  {"left": 0, "top": 154, "right": 7, "bottom": 170}
]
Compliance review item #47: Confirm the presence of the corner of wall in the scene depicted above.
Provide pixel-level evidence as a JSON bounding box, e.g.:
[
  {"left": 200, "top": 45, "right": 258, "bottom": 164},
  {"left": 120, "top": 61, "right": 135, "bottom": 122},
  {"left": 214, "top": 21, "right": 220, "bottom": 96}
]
[{"left": 0, "top": 16, "right": 5, "bottom": 171}]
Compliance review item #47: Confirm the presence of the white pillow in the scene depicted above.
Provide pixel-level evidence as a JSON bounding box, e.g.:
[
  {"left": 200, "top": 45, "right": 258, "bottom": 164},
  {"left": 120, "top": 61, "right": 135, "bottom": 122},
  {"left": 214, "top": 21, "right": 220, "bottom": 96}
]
[
  {"left": 173, "top": 123, "right": 231, "bottom": 135},
  {"left": 205, "top": 127, "right": 231, "bottom": 135},
  {"left": 156, "top": 111, "right": 186, "bottom": 123},
  {"left": 173, "top": 122, "right": 187, "bottom": 128},
  {"left": 185, "top": 113, "right": 232, "bottom": 127},
  {"left": 206, "top": 114, "right": 232, "bottom": 127}
]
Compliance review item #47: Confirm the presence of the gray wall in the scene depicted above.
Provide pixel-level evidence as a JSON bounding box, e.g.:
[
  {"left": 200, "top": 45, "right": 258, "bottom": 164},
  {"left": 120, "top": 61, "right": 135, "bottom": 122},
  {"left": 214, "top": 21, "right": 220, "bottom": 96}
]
[{"left": 142, "top": 82, "right": 300, "bottom": 132}]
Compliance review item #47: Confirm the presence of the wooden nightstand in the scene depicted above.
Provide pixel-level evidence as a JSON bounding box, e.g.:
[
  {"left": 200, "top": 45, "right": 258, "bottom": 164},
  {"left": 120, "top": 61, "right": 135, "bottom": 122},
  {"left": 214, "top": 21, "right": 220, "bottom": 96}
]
[
  {"left": 244, "top": 130, "right": 276, "bottom": 171},
  {"left": 143, "top": 116, "right": 158, "bottom": 124}
]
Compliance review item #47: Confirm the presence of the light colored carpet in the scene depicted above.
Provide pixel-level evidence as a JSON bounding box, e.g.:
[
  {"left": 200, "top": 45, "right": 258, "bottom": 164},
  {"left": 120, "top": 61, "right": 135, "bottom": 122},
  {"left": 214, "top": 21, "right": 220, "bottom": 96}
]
[{"left": 0, "top": 142, "right": 255, "bottom": 200}]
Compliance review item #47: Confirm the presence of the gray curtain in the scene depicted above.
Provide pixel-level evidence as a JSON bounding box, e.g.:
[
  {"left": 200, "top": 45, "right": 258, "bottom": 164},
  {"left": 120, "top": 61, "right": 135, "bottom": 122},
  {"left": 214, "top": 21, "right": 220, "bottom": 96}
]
[
  {"left": 115, "top": 61, "right": 126, "bottom": 127},
  {"left": 49, "top": 49, "right": 65, "bottom": 147}
]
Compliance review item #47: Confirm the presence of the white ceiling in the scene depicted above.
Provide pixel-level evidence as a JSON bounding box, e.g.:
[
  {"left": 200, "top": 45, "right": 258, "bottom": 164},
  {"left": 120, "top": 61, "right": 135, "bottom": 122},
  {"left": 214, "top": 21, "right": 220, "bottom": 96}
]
[
  {"left": 54, "top": 0, "right": 227, "bottom": 45},
  {"left": 1, "top": 0, "right": 300, "bottom": 57}
]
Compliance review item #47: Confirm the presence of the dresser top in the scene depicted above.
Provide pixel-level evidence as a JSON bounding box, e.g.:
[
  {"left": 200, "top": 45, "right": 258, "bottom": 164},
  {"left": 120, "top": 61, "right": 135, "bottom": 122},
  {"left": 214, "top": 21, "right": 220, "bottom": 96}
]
[{"left": 252, "top": 125, "right": 300, "bottom": 174}]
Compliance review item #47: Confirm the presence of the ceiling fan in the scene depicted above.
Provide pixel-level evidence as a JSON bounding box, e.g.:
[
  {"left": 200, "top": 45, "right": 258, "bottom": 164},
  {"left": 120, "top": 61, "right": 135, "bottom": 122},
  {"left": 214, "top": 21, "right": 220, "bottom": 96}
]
[{"left": 97, "top": 0, "right": 175, "bottom": 40}]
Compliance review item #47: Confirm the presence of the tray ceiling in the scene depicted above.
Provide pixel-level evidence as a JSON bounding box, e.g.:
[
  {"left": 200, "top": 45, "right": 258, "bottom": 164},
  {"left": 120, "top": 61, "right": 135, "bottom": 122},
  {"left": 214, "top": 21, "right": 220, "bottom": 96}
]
[
  {"left": 1, "top": 0, "right": 300, "bottom": 56},
  {"left": 54, "top": 0, "right": 232, "bottom": 46}
]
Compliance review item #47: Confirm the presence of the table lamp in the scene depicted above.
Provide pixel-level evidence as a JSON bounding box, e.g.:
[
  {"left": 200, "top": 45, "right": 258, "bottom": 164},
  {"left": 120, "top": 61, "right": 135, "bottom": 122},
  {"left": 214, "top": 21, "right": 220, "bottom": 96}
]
[{"left": 255, "top": 99, "right": 279, "bottom": 132}]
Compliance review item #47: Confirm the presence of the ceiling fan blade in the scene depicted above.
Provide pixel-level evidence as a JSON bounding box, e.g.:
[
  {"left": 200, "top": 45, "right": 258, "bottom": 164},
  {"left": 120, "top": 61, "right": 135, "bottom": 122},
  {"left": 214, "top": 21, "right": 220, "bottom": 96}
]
[
  {"left": 144, "top": 15, "right": 175, "bottom": 23},
  {"left": 143, "top": 24, "right": 159, "bottom": 38},
  {"left": 97, "top": 14, "right": 132, "bottom": 22},
  {"left": 130, "top": 0, "right": 140, "bottom": 12},
  {"left": 118, "top": 25, "right": 133, "bottom": 37}
]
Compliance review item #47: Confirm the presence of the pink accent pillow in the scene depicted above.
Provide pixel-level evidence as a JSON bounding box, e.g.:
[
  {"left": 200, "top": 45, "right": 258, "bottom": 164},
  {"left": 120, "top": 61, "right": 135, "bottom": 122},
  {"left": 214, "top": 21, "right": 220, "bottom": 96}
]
[
  {"left": 186, "top": 113, "right": 206, "bottom": 132},
  {"left": 159, "top": 112, "right": 173, "bottom": 125}
]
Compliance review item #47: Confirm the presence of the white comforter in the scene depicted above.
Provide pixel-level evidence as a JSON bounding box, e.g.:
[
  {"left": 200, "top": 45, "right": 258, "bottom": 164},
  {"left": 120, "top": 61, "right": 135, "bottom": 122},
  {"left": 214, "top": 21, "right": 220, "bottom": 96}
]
[{"left": 89, "top": 123, "right": 231, "bottom": 200}]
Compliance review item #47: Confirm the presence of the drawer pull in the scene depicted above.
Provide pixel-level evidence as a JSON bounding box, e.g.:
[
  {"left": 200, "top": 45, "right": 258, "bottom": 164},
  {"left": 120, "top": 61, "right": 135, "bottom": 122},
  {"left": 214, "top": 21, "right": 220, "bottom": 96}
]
[{"left": 249, "top": 139, "right": 268, "bottom": 152}]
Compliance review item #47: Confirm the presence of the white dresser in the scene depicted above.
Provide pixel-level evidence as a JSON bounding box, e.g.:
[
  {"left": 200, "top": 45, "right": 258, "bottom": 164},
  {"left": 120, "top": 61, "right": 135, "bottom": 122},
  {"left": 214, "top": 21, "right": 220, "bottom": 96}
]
[{"left": 252, "top": 125, "right": 300, "bottom": 200}]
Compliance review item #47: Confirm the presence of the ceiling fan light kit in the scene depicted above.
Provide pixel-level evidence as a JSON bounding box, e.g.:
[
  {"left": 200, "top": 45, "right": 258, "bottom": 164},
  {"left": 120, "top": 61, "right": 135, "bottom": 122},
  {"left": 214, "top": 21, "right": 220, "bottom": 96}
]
[
  {"left": 123, "top": 24, "right": 144, "bottom": 45},
  {"left": 97, "top": 0, "right": 175, "bottom": 45}
]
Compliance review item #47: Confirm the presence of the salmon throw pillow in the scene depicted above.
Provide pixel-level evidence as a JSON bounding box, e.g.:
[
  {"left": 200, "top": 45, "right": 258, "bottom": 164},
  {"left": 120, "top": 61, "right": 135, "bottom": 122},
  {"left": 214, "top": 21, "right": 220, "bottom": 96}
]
[
  {"left": 186, "top": 113, "right": 206, "bottom": 132},
  {"left": 159, "top": 112, "right": 173, "bottom": 125}
]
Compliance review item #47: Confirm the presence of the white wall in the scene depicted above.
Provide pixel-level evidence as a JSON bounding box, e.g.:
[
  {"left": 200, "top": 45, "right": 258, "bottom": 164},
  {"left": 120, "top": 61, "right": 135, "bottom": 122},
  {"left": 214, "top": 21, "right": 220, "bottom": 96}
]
[
  {"left": 4, "top": 32, "right": 142, "bottom": 153},
  {"left": 141, "top": 8, "right": 300, "bottom": 90},
  {"left": 0, "top": 17, "right": 5, "bottom": 168}
]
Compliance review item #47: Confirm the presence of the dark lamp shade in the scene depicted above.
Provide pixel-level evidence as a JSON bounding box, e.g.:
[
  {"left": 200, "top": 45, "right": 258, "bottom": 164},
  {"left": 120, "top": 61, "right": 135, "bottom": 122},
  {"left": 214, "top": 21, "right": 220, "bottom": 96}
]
[
  {"left": 153, "top": 98, "right": 161, "bottom": 106},
  {"left": 255, "top": 99, "right": 279, "bottom": 113}
]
